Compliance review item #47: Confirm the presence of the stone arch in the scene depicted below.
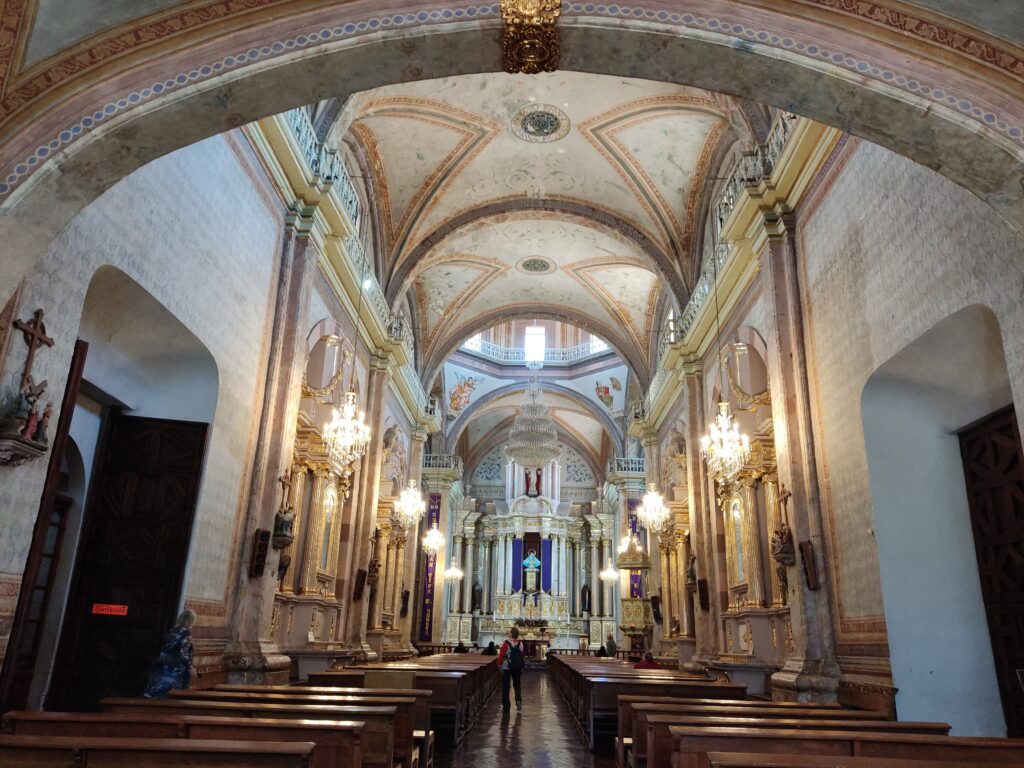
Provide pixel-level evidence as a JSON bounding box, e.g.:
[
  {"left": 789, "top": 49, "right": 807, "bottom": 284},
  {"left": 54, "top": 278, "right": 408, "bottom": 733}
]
[
  {"left": 448, "top": 380, "right": 624, "bottom": 452},
  {"left": 2, "top": 5, "right": 1023, "bottom": 304}
]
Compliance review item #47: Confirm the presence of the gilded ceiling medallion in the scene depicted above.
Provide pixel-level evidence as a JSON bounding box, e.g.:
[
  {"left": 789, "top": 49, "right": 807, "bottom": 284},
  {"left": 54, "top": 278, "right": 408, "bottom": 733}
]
[
  {"left": 516, "top": 256, "right": 556, "bottom": 275},
  {"left": 500, "top": 0, "right": 561, "bottom": 74},
  {"left": 511, "top": 103, "right": 570, "bottom": 143}
]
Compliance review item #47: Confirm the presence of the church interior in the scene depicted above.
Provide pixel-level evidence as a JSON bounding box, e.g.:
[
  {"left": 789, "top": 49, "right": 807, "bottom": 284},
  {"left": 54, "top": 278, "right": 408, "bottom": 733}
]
[{"left": 0, "top": 2, "right": 1023, "bottom": 766}]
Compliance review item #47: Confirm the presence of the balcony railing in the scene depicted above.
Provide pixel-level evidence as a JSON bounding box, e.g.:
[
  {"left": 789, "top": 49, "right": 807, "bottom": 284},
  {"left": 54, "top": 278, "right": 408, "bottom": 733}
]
[
  {"left": 423, "top": 454, "right": 465, "bottom": 474},
  {"left": 461, "top": 337, "right": 610, "bottom": 365},
  {"left": 607, "top": 457, "right": 646, "bottom": 475},
  {"left": 562, "top": 487, "right": 599, "bottom": 502}
]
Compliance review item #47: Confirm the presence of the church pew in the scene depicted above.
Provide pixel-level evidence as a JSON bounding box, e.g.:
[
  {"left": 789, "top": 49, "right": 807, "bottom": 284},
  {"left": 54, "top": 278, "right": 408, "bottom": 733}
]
[
  {"left": 585, "top": 676, "right": 747, "bottom": 751},
  {"left": 2, "top": 711, "right": 363, "bottom": 768},
  {"left": 667, "top": 727, "right": 1024, "bottom": 768},
  {"left": 641, "top": 715, "right": 951, "bottom": 768},
  {"left": 166, "top": 689, "right": 417, "bottom": 768},
  {"left": 0, "top": 735, "right": 315, "bottom": 768},
  {"left": 212, "top": 684, "right": 434, "bottom": 766},
  {"left": 309, "top": 669, "right": 467, "bottom": 743},
  {"left": 102, "top": 698, "right": 396, "bottom": 768},
  {"left": 705, "top": 754, "right": 1004, "bottom": 768},
  {"left": 615, "top": 701, "right": 887, "bottom": 768}
]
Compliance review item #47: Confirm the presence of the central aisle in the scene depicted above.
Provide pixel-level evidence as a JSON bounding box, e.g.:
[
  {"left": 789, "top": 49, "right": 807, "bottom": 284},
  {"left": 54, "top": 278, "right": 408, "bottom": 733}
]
[{"left": 436, "top": 669, "right": 616, "bottom": 768}]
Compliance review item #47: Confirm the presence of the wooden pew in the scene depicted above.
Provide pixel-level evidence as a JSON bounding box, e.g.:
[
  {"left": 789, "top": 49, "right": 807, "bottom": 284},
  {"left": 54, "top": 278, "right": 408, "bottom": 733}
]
[
  {"left": 615, "top": 698, "right": 872, "bottom": 768},
  {"left": 668, "top": 727, "right": 1024, "bottom": 768},
  {"left": 0, "top": 735, "right": 315, "bottom": 768},
  {"left": 3, "top": 711, "right": 362, "bottom": 768},
  {"left": 623, "top": 702, "right": 885, "bottom": 768},
  {"left": 102, "top": 697, "right": 396, "bottom": 768},
  {"left": 706, "top": 754, "right": 1005, "bottom": 768},
  {"left": 585, "top": 675, "right": 746, "bottom": 750},
  {"left": 168, "top": 689, "right": 418, "bottom": 768},
  {"left": 642, "top": 715, "right": 951, "bottom": 768}
]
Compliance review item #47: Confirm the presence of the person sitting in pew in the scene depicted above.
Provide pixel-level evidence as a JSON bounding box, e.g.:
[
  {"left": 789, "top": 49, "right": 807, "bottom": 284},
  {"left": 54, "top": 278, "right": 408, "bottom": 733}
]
[
  {"left": 481, "top": 641, "right": 498, "bottom": 656},
  {"left": 634, "top": 652, "right": 661, "bottom": 670},
  {"left": 595, "top": 645, "right": 608, "bottom": 657},
  {"left": 454, "top": 641, "right": 469, "bottom": 654},
  {"left": 143, "top": 609, "right": 197, "bottom": 699}
]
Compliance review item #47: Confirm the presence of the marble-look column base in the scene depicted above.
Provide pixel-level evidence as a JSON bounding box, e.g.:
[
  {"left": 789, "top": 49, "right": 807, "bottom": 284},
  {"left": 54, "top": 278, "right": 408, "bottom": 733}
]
[
  {"left": 222, "top": 640, "right": 291, "bottom": 685},
  {"left": 771, "top": 658, "right": 840, "bottom": 703}
]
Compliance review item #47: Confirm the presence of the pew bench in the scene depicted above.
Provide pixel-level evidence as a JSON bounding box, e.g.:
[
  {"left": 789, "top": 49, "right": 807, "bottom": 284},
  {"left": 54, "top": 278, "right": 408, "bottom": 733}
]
[
  {"left": 0, "top": 735, "right": 315, "bottom": 768},
  {"left": 668, "top": 726, "right": 1024, "bottom": 768},
  {"left": 705, "top": 754, "right": 1005, "bottom": 768},
  {"left": 2, "top": 711, "right": 364, "bottom": 768}
]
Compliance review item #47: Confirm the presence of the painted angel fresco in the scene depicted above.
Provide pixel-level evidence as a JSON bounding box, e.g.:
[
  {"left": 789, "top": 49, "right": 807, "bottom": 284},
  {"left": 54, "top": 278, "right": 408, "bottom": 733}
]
[
  {"left": 595, "top": 381, "right": 613, "bottom": 408},
  {"left": 448, "top": 374, "right": 477, "bottom": 413}
]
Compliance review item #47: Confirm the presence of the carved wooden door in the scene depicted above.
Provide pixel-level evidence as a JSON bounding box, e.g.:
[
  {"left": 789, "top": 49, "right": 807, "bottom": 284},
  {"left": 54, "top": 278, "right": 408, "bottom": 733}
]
[
  {"left": 960, "top": 405, "right": 1024, "bottom": 736},
  {"left": 49, "top": 413, "right": 208, "bottom": 711}
]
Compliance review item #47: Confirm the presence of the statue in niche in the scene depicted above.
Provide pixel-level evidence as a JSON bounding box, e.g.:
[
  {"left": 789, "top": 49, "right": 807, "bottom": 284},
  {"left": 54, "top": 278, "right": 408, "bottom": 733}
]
[
  {"left": 770, "top": 522, "right": 796, "bottom": 599},
  {"left": 670, "top": 615, "right": 681, "bottom": 637},
  {"left": 522, "top": 549, "right": 541, "bottom": 593},
  {"left": 472, "top": 582, "right": 482, "bottom": 611},
  {"left": 580, "top": 584, "right": 591, "bottom": 614},
  {"left": 273, "top": 472, "right": 296, "bottom": 549},
  {"left": 686, "top": 554, "right": 698, "bottom": 584},
  {"left": 277, "top": 553, "right": 292, "bottom": 583},
  {"left": 400, "top": 588, "right": 411, "bottom": 617},
  {"left": 381, "top": 426, "right": 406, "bottom": 494}
]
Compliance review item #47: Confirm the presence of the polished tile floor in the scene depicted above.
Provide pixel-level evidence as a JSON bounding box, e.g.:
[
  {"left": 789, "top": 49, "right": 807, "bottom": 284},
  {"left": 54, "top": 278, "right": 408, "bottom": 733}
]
[{"left": 435, "top": 671, "right": 616, "bottom": 768}]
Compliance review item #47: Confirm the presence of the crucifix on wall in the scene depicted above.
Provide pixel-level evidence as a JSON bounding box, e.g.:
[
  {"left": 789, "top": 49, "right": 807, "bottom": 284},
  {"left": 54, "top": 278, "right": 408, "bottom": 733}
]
[{"left": 13, "top": 309, "right": 54, "bottom": 393}]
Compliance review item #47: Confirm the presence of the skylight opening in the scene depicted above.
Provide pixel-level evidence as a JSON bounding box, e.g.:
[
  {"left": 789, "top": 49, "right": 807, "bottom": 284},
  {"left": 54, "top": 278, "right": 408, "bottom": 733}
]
[{"left": 524, "top": 325, "right": 546, "bottom": 363}]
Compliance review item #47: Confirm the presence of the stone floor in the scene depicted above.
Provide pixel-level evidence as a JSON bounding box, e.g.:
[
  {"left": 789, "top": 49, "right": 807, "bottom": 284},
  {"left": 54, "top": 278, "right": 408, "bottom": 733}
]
[{"left": 435, "top": 670, "right": 616, "bottom": 768}]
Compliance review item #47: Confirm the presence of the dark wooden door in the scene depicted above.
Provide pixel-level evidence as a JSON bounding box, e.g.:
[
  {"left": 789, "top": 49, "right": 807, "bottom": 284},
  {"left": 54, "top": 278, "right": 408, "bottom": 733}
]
[
  {"left": 960, "top": 405, "right": 1024, "bottom": 736},
  {"left": 48, "top": 413, "right": 208, "bottom": 711}
]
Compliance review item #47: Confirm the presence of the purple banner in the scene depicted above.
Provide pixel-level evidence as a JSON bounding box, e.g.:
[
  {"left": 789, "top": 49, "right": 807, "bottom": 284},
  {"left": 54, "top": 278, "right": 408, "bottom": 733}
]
[
  {"left": 541, "top": 538, "right": 552, "bottom": 593},
  {"left": 630, "top": 570, "right": 643, "bottom": 598},
  {"left": 511, "top": 537, "right": 523, "bottom": 592},
  {"left": 628, "top": 498, "right": 640, "bottom": 534},
  {"left": 418, "top": 493, "right": 443, "bottom": 642}
]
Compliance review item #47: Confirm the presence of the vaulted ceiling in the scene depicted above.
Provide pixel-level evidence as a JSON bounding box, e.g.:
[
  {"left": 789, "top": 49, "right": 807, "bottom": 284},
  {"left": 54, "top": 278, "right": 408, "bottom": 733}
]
[{"left": 332, "top": 72, "right": 753, "bottom": 385}]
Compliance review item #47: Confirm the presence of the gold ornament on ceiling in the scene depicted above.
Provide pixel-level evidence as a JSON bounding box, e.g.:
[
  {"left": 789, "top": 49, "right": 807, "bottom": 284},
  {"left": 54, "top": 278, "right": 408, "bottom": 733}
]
[{"left": 500, "top": 0, "right": 561, "bottom": 74}]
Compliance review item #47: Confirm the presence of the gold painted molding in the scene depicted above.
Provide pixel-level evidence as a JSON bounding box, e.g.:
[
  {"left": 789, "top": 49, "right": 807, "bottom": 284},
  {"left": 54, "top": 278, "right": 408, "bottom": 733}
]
[{"left": 500, "top": 0, "right": 561, "bottom": 74}]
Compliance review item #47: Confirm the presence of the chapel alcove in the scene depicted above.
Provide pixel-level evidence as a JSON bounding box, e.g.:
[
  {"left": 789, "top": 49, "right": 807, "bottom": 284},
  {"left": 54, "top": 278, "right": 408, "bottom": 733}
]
[
  {"left": 862, "top": 303, "right": 1014, "bottom": 736},
  {"left": 43, "top": 265, "right": 218, "bottom": 711}
]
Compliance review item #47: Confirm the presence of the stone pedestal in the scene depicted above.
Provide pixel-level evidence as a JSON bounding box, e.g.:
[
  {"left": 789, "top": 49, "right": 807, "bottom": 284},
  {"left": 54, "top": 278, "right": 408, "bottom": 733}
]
[
  {"left": 222, "top": 640, "right": 292, "bottom": 685},
  {"left": 674, "top": 635, "right": 697, "bottom": 667}
]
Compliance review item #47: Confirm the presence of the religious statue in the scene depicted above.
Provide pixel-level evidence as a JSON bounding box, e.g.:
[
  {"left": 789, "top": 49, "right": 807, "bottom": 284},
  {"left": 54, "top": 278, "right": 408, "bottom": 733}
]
[
  {"left": 400, "top": 588, "right": 411, "bottom": 617},
  {"left": 770, "top": 522, "right": 796, "bottom": 599},
  {"left": 670, "top": 615, "right": 681, "bottom": 637},
  {"left": 686, "top": 554, "right": 697, "bottom": 584},
  {"left": 272, "top": 472, "right": 296, "bottom": 549},
  {"left": 472, "top": 581, "right": 482, "bottom": 611},
  {"left": 580, "top": 584, "right": 591, "bottom": 614},
  {"left": 276, "top": 553, "right": 292, "bottom": 583},
  {"left": 522, "top": 549, "right": 541, "bottom": 592},
  {"left": 0, "top": 310, "right": 55, "bottom": 465}
]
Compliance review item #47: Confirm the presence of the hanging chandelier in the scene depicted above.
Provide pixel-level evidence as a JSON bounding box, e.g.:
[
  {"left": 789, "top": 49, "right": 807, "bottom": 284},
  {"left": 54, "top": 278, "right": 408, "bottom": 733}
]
[
  {"left": 701, "top": 401, "right": 750, "bottom": 482},
  {"left": 323, "top": 390, "right": 372, "bottom": 467},
  {"left": 599, "top": 558, "right": 619, "bottom": 583},
  {"left": 394, "top": 479, "right": 426, "bottom": 530},
  {"left": 443, "top": 559, "right": 464, "bottom": 581},
  {"left": 422, "top": 523, "right": 445, "bottom": 556},
  {"left": 505, "top": 380, "right": 561, "bottom": 469},
  {"left": 701, "top": 238, "right": 750, "bottom": 484},
  {"left": 636, "top": 483, "right": 670, "bottom": 534}
]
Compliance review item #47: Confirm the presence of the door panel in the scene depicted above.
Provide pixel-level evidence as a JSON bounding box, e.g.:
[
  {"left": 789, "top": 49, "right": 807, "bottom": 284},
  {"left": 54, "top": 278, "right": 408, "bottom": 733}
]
[
  {"left": 960, "top": 405, "right": 1024, "bottom": 736},
  {"left": 49, "top": 413, "right": 208, "bottom": 711}
]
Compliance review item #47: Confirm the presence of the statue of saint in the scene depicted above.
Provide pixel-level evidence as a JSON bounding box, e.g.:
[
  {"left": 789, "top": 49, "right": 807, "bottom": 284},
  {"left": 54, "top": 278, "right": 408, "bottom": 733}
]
[{"left": 522, "top": 549, "right": 541, "bottom": 592}]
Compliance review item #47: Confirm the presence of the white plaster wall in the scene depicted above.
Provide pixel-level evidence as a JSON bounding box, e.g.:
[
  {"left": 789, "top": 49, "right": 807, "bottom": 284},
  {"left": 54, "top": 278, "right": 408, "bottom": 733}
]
[
  {"left": 800, "top": 140, "right": 1024, "bottom": 710},
  {"left": 863, "top": 305, "right": 1011, "bottom": 735},
  {"left": 0, "top": 133, "right": 281, "bottom": 616}
]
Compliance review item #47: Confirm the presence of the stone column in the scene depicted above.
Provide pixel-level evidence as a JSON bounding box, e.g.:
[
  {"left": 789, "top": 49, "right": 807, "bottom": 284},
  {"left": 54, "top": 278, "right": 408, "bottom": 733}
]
[
  {"left": 660, "top": 541, "right": 673, "bottom": 634},
  {"left": 505, "top": 535, "right": 514, "bottom": 591},
  {"left": 741, "top": 477, "right": 765, "bottom": 607},
  {"left": 760, "top": 216, "right": 839, "bottom": 700},
  {"left": 391, "top": 537, "right": 407, "bottom": 619},
  {"left": 764, "top": 474, "right": 785, "bottom": 607},
  {"left": 343, "top": 357, "right": 392, "bottom": 655},
  {"left": 386, "top": 532, "right": 402, "bottom": 621},
  {"left": 301, "top": 469, "right": 331, "bottom": 594},
  {"left": 559, "top": 535, "right": 568, "bottom": 597},
  {"left": 397, "top": 429, "right": 427, "bottom": 648},
  {"left": 590, "top": 539, "right": 600, "bottom": 616},
  {"left": 671, "top": 533, "right": 685, "bottom": 631},
  {"left": 282, "top": 467, "right": 308, "bottom": 595},
  {"left": 682, "top": 361, "right": 718, "bottom": 671},
  {"left": 573, "top": 541, "right": 582, "bottom": 614},
  {"left": 484, "top": 538, "right": 494, "bottom": 612},
  {"left": 602, "top": 538, "right": 613, "bottom": 618},
  {"left": 681, "top": 532, "right": 695, "bottom": 637},
  {"left": 452, "top": 534, "right": 464, "bottom": 613},
  {"left": 225, "top": 211, "right": 317, "bottom": 681},
  {"left": 463, "top": 534, "right": 476, "bottom": 612}
]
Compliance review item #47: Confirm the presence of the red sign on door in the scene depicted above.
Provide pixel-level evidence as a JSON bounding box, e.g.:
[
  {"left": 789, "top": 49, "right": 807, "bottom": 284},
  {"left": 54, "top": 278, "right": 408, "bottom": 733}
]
[{"left": 91, "top": 603, "right": 128, "bottom": 616}]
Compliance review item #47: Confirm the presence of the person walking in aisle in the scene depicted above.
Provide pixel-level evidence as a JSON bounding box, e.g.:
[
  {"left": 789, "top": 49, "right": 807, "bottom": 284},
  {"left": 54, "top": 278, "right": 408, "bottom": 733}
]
[{"left": 496, "top": 626, "right": 526, "bottom": 711}]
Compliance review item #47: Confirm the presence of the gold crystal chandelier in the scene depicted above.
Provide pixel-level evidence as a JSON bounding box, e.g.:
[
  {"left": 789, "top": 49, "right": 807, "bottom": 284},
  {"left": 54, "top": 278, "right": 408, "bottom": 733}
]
[
  {"left": 394, "top": 478, "right": 426, "bottom": 530},
  {"left": 599, "top": 558, "right": 619, "bottom": 583},
  {"left": 636, "top": 483, "right": 670, "bottom": 534},
  {"left": 701, "top": 241, "right": 750, "bottom": 483},
  {"left": 443, "top": 559, "right": 464, "bottom": 581},
  {"left": 324, "top": 391, "right": 371, "bottom": 467},
  {"left": 505, "top": 378, "right": 561, "bottom": 469}
]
